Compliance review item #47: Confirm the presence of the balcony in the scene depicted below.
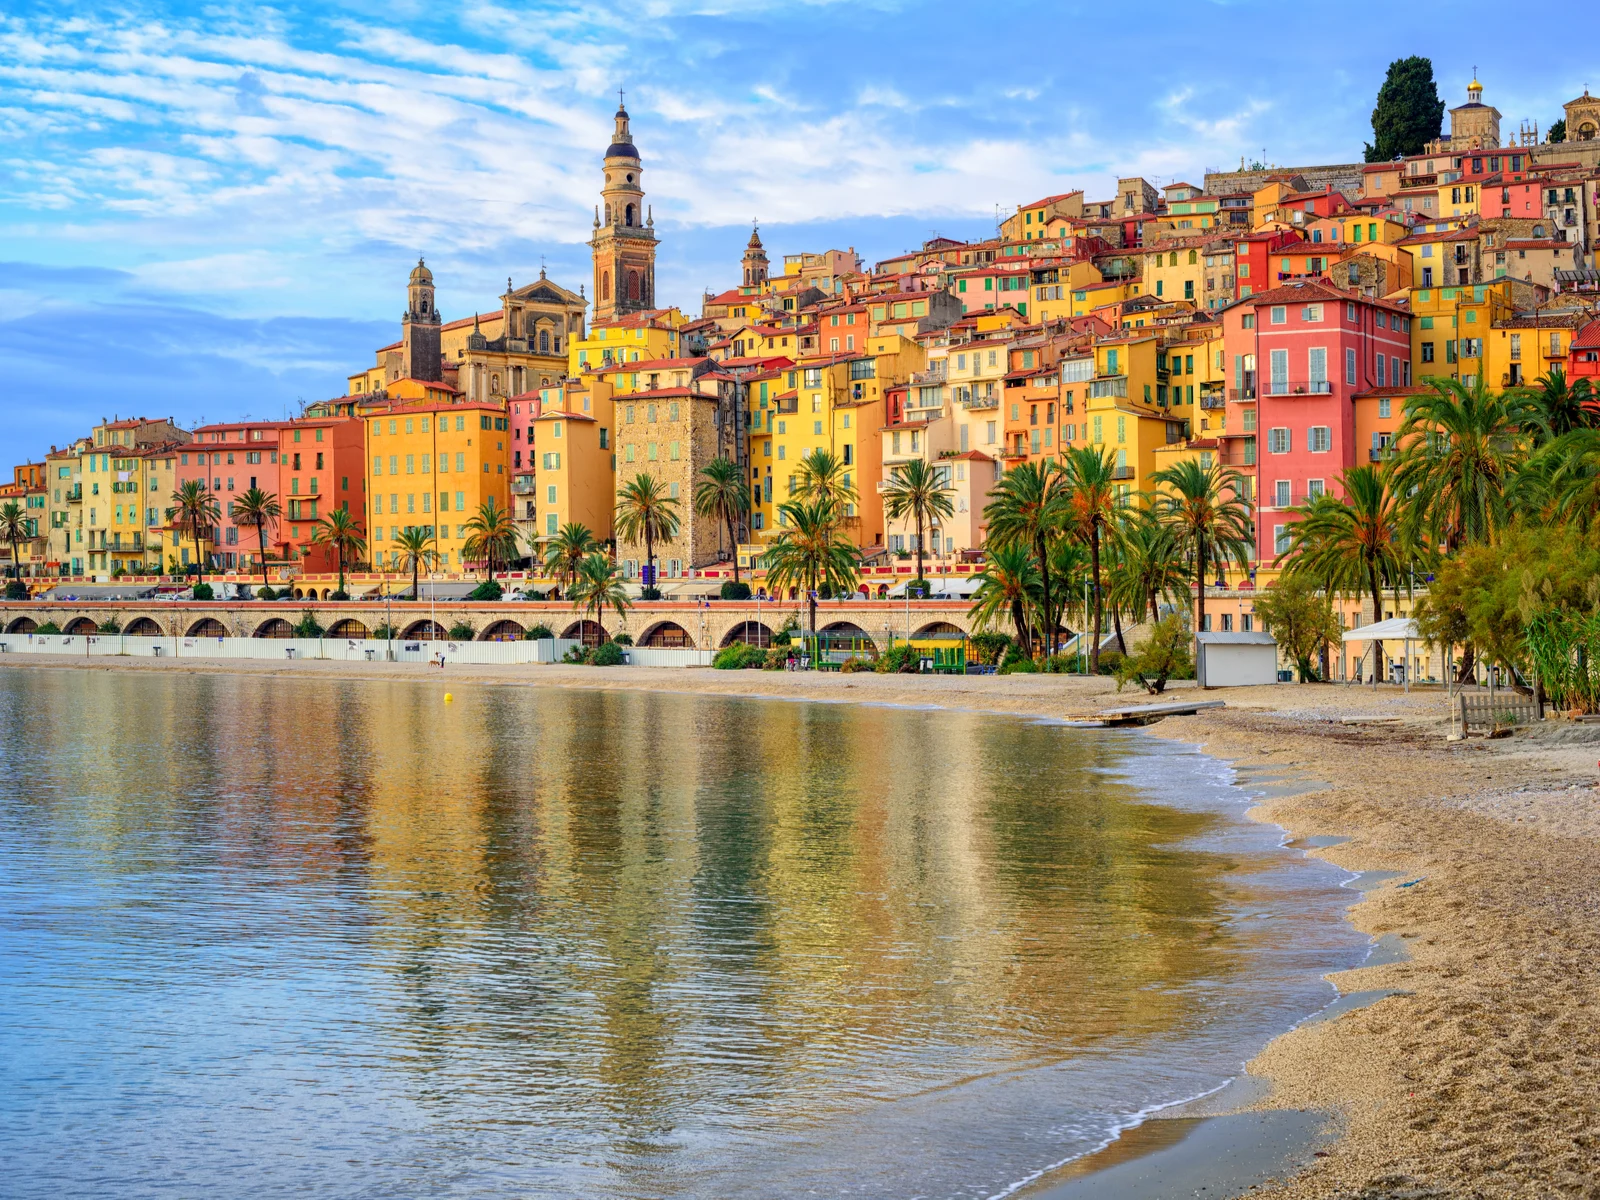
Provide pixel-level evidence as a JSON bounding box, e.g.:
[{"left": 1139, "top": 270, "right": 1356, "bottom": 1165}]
[
  {"left": 511, "top": 476, "right": 536, "bottom": 495},
  {"left": 910, "top": 365, "right": 947, "bottom": 384},
  {"left": 1228, "top": 386, "right": 1256, "bottom": 402},
  {"left": 1219, "top": 449, "right": 1256, "bottom": 468},
  {"left": 1112, "top": 466, "right": 1136, "bottom": 480},
  {"left": 961, "top": 393, "right": 999, "bottom": 410},
  {"left": 1263, "top": 380, "right": 1334, "bottom": 396},
  {"left": 67, "top": 485, "right": 82, "bottom": 501},
  {"left": 1200, "top": 393, "right": 1226, "bottom": 410},
  {"left": 1369, "top": 447, "right": 1396, "bottom": 463}
]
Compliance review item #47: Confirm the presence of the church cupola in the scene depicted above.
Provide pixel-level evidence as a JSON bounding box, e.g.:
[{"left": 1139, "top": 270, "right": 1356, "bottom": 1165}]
[
  {"left": 742, "top": 223, "right": 769, "bottom": 287},
  {"left": 590, "top": 93, "right": 659, "bottom": 324},
  {"left": 402, "top": 257, "right": 442, "bottom": 382}
]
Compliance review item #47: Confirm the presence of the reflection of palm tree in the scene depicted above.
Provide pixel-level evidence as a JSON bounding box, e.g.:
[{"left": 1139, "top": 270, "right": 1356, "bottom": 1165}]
[
  {"left": 311, "top": 506, "right": 366, "bottom": 596},
  {"left": 230, "top": 487, "right": 281, "bottom": 592},
  {"left": 764, "top": 496, "right": 861, "bottom": 640},
  {"left": 614, "top": 474, "right": 681, "bottom": 584},
  {"left": 967, "top": 542, "right": 1041, "bottom": 656},
  {"left": 393, "top": 526, "right": 438, "bottom": 599},
  {"left": 569, "top": 552, "right": 631, "bottom": 629},
  {"left": 881, "top": 459, "right": 954, "bottom": 584},
  {"left": 544, "top": 522, "right": 599, "bottom": 595},
  {"left": 168, "top": 480, "right": 220, "bottom": 582},
  {"left": 462, "top": 497, "right": 519, "bottom": 581},
  {"left": 693, "top": 458, "right": 751, "bottom": 582}
]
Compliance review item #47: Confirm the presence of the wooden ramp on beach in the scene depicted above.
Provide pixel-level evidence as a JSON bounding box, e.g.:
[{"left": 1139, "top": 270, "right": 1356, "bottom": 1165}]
[{"left": 1080, "top": 699, "right": 1227, "bottom": 727}]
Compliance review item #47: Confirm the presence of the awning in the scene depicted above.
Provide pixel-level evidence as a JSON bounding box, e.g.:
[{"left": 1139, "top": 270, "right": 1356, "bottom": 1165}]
[{"left": 1341, "top": 617, "right": 1419, "bottom": 642}]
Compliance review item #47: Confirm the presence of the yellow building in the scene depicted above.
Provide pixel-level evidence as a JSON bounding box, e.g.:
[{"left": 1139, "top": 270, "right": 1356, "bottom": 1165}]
[
  {"left": 77, "top": 419, "right": 187, "bottom": 575},
  {"left": 1482, "top": 309, "right": 1588, "bottom": 389},
  {"left": 1143, "top": 240, "right": 1208, "bottom": 306},
  {"left": 569, "top": 308, "right": 690, "bottom": 375},
  {"left": 360, "top": 379, "right": 511, "bottom": 570},
  {"left": 1410, "top": 280, "right": 1521, "bottom": 384},
  {"left": 1070, "top": 279, "right": 1138, "bottom": 317},
  {"left": 1030, "top": 260, "right": 1103, "bottom": 322},
  {"left": 1000, "top": 191, "right": 1085, "bottom": 242}
]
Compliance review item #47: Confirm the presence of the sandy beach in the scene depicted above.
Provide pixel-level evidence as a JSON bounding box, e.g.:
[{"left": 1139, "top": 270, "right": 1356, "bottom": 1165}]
[{"left": 8, "top": 653, "right": 1599, "bottom": 1198}]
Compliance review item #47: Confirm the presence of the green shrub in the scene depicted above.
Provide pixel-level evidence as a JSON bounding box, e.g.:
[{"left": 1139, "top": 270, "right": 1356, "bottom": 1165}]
[
  {"left": 371, "top": 623, "right": 398, "bottom": 639},
  {"left": 875, "top": 644, "right": 920, "bottom": 674},
  {"left": 763, "top": 646, "right": 790, "bottom": 670},
  {"left": 999, "top": 657, "right": 1039, "bottom": 674},
  {"left": 720, "top": 580, "right": 752, "bottom": 600},
  {"left": 467, "top": 579, "right": 503, "bottom": 601},
  {"left": 4, "top": 580, "right": 27, "bottom": 600},
  {"left": 256, "top": 586, "right": 277, "bottom": 600},
  {"left": 328, "top": 589, "right": 350, "bottom": 601},
  {"left": 714, "top": 642, "right": 770, "bottom": 670},
  {"left": 525, "top": 623, "right": 555, "bottom": 641},
  {"left": 562, "top": 644, "right": 591, "bottom": 664},
  {"left": 1041, "top": 653, "right": 1076, "bottom": 673},
  {"left": 839, "top": 655, "right": 873, "bottom": 673},
  {"left": 97, "top": 619, "right": 121, "bottom": 634},
  {"left": 36, "top": 621, "right": 61, "bottom": 634},
  {"left": 1096, "top": 649, "right": 1125, "bottom": 676},
  {"left": 640, "top": 585, "right": 662, "bottom": 600},
  {"left": 448, "top": 621, "right": 476, "bottom": 641},
  {"left": 1113, "top": 616, "right": 1194, "bottom": 694},
  {"left": 968, "top": 631, "right": 1012, "bottom": 665},
  {"left": 591, "top": 640, "right": 625, "bottom": 666},
  {"left": 191, "top": 582, "right": 214, "bottom": 601},
  {"left": 612, "top": 632, "right": 633, "bottom": 645},
  {"left": 294, "top": 610, "right": 325, "bottom": 638}
]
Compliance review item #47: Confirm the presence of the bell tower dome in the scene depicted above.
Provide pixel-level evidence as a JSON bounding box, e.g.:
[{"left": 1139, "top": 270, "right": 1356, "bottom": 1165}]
[
  {"left": 742, "top": 223, "right": 769, "bottom": 287},
  {"left": 401, "top": 257, "right": 442, "bottom": 382},
  {"left": 590, "top": 95, "right": 659, "bottom": 324}
]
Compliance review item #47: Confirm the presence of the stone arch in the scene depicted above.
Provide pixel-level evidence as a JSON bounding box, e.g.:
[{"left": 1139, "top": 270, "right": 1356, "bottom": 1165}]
[
  {"left": 602, "top": 271, "right": 611, "bottom": 301},
  {"left": 402, "top": 619, "right": 445, "bottom": 640},
  {"left": 186, "top": 617, "right": 228, "bottom": 638},
  {"left": 64, "top": 617, "right": 98, "bottom": 636},
  {"left": 625, "top": 203, "right": 635, "bottom": 228},
  {"left": 480, "top": 619, "right": 525, "bottom": 642},
  {"left": 640, "top": 620, "right": 693, "bottom": 648},
  {"left": 6, "top": 616, "right": 38, "bottom": 634},
  {"left": 328, "top": 618, "right": 369, "bottom": 640},
  {"left": 720, "top": 621, "right": 773, "bottom": 648},
  {"left": 254, "top": 618, "right": 295, "bottom": 638},
  {"left": 561, "top": 619, "right": 607, "bottom": 647},
  {"left": 124, "top": 617, "right": 163, "bottom": 637},
  {"left": 821, "top": 621, "right": 870, "bottom": 637},
  {"left": 913, "top": 621, "right": 963, "bottom": 637}
]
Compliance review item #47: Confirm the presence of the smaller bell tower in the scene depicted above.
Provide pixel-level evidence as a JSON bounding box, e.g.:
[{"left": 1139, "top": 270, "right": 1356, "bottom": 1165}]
[
  {"left": 742, "top": 224, "right": 769, "bottom": 287},
  {"left": 402, "top": 258, "right": 442, "bottom": 382}
]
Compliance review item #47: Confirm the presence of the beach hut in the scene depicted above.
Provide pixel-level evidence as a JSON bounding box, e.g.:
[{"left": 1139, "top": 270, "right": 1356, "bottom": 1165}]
[{"left": 1196, "top": 631, "right": 1280, "bottom": 687}]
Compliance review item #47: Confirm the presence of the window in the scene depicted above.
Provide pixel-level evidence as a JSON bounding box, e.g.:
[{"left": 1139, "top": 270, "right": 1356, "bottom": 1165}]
[
  {"left": 1267, "top": 427, "right": 1290, "bottom": 454},
  {"left": 1421, "top": 342, "right": 1435, "bottom": 363},
  {"left": 1302, "top": 304, "right": 1323, "bottom": 322},
  {"left": 1345, "top": 347, "right": 1357, "bottom": 385},
  {"left": 1274, "top": 480, "right": 1291, "bottom": 507},
  {"left": 1270, "top": 306, "right": 1287, "bottom": 325},
  {"left": 1308, "top": 426, "right": 1331, "bottom": 453}
]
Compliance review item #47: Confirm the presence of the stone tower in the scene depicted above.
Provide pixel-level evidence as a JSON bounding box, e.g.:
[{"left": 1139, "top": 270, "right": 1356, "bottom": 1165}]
[
  {"left": 590, "top": 99, "right": 659, "bottom": 324},
  {"left": 742, "top": 224, "right": 769, "bottom": 286},
  {"left": 401, "top": 258, "right": 442, "bottom": 382},
  {"left": 1448, "top": 76, "right": 1501, "bottom": 150}
]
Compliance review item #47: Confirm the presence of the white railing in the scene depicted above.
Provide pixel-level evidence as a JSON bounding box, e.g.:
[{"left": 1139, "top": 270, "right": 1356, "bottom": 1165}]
[{"left": 0, "top": 634, "right": 585, "bottom": 664}]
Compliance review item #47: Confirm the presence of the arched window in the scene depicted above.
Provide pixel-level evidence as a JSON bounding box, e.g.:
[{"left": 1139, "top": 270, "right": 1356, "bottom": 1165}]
[
  {"left": 602, "top": 271, "right": 611, "bottom": 301},
  {"left": 539, "top": 328, "right": 550, "bottom": 354},
  {"left": 605, "top": 204, "right": 612, "bottom": 224},
  {"left": 1188, "top": 249, "right": 1198, "bottom": 264},
  {"left": 628, "top": 270, "right": 639, "bottom": 301},
  {"left": 625, "top": 203, "right": 635, "bottom": 227},
  {"left": 1169, "top": 251, "right": 1178, "bottom": 267}
]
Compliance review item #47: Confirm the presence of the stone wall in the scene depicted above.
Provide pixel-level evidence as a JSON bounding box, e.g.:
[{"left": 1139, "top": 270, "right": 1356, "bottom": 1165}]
[{"left": 1203, "top": 162, "right": 1368, "bottom": 198}]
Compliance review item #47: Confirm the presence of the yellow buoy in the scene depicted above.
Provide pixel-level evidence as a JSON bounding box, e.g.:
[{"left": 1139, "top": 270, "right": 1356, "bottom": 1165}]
[{"left": 444, "top": 693, "right": 454, "bottom": 703}]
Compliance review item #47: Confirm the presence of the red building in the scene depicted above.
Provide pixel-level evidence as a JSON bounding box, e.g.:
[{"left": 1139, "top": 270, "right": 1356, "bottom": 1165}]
[
  {"left": 1233, "top": 229, "right": 1303, "bottom": 300},
  {"left": 1570, "top": 319, "right": 1600, "bottom": 384},
  {"left": 175, "top": 413, "right": 364, "bottom": 572},
  {"left": 1242, "top": 282, "right": 1413, "bottom": 562}
]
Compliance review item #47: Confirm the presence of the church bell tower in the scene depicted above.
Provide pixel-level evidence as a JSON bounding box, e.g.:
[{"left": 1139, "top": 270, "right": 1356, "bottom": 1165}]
[
  {"left": 590, "top": 97, "right": 659, "bottom": 325},
  {"left": 401, "top": 258, "right": 442, "bottom": 382}
]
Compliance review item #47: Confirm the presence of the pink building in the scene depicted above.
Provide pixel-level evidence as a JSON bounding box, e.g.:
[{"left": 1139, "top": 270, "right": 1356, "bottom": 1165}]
[
  {"left": 1243, "top": 282, "right": 1413, "bottom": 562},
  {"left": 173, "top": 422, "right": 283, "bottom": 570}
]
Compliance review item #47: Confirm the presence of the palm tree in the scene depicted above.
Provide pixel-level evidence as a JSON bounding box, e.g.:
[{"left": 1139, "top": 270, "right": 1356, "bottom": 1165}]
[
  {"left": 794, "top": 448, "right": 858, "bottom": 515},
  {"left": 543, "top": 522, "right": 599, "bottom": 595},
  {"left": 393, "top": 526, "right": 438, "bottom": 599},
  {"left": 311, "top": 506, "right": 366, "bottom": 597},
  {"left": 229, "top": 487, "right": 281, "bottom": 593},
  {"left": 0, "top": 500, "right": 27, "bottom": 582},
  {"left": 1061, "top": 448, "right": 1123, "bottom": 668},
  {"left": 1278, "top": 465, "right": 1405, "bottom": 681},
  {"left": 1541, "top": 429, "right": 1600, "bottom": 531},
  {"left": 569, "top": 551, "right": 631, "bottom": 628},
  {"left": 1521, "top": 366, "right": 1597, "bottom": 444},
  {"left": 983, "top": 459, "right": 1068, "bottom": 654},
  {"left": 462, "top": 496, "right": 519, "bottom": 582},
  {"left": 1111, "top": 513, "right": 1189, "bottom": 625},
  {"left": 1392, "top": 375, "right": 1536, "bottom": 552},
  {"left": 764, "top": 496, "right": 861, "bottom": 641},
  {"left": 693, "top": 457, "right": 751, "bottom": 583},
  {"left": 614, "top": 473, "right": 681, "bottom": 587},
  {"left": 968, "top": 542, "right": 1042, "bottom": 657},
  {"left": 881, "top": 458, "right": 955, "bottom": 584},
  {"left": 168, "top": 480, "right": 220, "bottom": 583},
  {"left": 1149, "top": 457, "right": 1254, "bottom": 661}
]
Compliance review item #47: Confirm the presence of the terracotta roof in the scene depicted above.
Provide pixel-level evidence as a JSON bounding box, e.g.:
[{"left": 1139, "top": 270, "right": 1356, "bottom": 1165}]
[
  {"left": 1571, "top": 320, "right": 1600, "bottom": 349},
  {"left": 596, "top": 356, "right": 703, "bottom": 374},
  {"left": 441, "top": 310, "right": 503, "bottom": 332},
  {"left": 1245, "top": 280, "right": 1410, "bottom": 315},
  {"left": 944, "top": 450, "right": 996, "bottom": 462}
]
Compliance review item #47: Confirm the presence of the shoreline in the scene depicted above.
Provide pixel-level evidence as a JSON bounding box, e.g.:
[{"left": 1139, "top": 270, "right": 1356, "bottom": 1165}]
[{"left": 7, "top": 653, "right": 1599, "bottom": 1198}]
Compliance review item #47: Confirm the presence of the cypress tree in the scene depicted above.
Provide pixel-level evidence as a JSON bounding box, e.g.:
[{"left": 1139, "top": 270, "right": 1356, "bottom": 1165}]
[
  {"left": 1547, "top": 118, "right": 1566, "bottom": 144},
  {"left": 1364, "top": 56, "right": 1446, "bottom": 162}
]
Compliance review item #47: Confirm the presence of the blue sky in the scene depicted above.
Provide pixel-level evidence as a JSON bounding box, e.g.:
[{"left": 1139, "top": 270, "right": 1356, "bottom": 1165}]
[{"left": 1, "top": 0, "right": 1592, "bottom": 463}]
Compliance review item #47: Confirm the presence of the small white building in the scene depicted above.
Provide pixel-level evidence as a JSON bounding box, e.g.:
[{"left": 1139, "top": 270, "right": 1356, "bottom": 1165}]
[{"left": 1196, "top": 631, "right": 1280, "bottom": 688}]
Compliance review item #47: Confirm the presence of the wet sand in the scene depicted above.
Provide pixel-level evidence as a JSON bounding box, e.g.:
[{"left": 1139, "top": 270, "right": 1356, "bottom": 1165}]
[{"left": 8, "top": 653, "right": 1600, "bottom": 1198}]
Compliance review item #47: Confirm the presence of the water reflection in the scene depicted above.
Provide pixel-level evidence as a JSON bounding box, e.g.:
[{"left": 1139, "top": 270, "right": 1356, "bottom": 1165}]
[{"left": 0, "top": 669, "right": 1358, "bottom": 1199}]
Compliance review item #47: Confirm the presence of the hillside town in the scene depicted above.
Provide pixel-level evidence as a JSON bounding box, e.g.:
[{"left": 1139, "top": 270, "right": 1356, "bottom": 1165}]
[{"left": 5, "top": 78, "right": 1600, "bottom": 608}]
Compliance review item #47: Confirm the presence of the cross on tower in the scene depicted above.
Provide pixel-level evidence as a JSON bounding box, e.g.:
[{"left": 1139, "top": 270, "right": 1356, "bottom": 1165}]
[{"left": 618, "top": 88, "right": 625, "bottom": 108}]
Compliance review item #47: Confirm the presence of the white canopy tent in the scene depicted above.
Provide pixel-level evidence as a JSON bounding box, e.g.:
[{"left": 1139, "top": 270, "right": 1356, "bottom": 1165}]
[{"left": 1341, "top": 617, "right": 1422, "bottom": 690}]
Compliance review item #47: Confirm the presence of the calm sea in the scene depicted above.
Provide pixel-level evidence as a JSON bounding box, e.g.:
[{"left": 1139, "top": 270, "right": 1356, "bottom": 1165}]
[{"left": 0, "top": 669, "right": 1364, "bottom": 1198}]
